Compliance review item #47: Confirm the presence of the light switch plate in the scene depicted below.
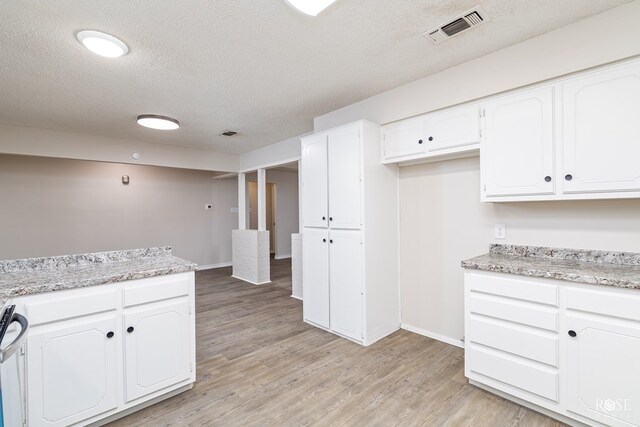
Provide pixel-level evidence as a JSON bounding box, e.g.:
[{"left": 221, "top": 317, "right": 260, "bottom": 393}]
[{"left": 494, "top": 224, "right": 506, "bottom": 239}]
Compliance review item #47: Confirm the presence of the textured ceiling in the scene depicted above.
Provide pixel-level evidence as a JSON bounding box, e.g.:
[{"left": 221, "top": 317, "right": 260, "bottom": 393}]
[{"left": 0, "top": 0, "right": 630, "bottom": 154}]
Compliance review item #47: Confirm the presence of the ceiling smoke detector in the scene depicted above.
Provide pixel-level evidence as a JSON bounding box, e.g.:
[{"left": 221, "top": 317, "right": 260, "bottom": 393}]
[
  {"left": 423, "top": 6, "right": 486, "bottom": 44},
  {"left": 221, "top": 131, "right": 238, "bottom": 136}
]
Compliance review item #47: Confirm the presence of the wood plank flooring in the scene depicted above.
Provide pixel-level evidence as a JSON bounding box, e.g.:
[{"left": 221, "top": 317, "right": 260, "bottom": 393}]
[{"left": 108, "top": 258, "right": 566, "bottom": 427}]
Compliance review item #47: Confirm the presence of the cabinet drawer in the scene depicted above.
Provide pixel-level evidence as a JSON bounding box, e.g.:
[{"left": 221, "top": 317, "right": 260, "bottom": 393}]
[
  {"left": 469, "top": 293, "right": 558, "bottom": 332},
  {"left": 565, "top": 287, "right": 640, "bottom": 322},
  {"left": 467, "top": 345, "right": 559, "bottom": 402},
  {"left": 467, "top": 273, "right": 558, "bottom": 306},
  {"left": 26, "top": 289, "right": 118, "bottom": 326},
  {"left": 122, "top": 273, "right": 192, "bottom": 307},
  {"left": 468, "top": 315, "right": 558, "bottom": 367}
]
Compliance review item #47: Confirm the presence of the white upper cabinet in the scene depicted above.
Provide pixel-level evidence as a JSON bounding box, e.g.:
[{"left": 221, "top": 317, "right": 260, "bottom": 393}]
[
  {"left": 381, "top": 104, "right": 480, "bottom": 164},
  {"left": 481, "top": 86, "right": 555, "bottom": 199},
  {"left": 426, "top": 105, "right": 480, "bottom": 152},
  {"left": 301, "top": 134, "right": 328, "bottom": 228},
  {"left": 562, "top": 62, "right": 640, "bottom": 194},
  {"left": 301, "top": 124, "right": 362, "bottom": 230},
  {"left": 480, "top": 58, "right": 640, "bottom": 202},
  {"left": 381, "top": 116, "right": 427, "bottom": 161},
  {"left": 328, "top": 124, "right": 362, "bottom": 229}
]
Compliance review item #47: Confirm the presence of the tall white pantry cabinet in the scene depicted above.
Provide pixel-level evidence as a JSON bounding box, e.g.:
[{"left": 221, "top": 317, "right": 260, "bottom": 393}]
[{"left": 300, "top": 120, "right": 400, "bottom": 345}]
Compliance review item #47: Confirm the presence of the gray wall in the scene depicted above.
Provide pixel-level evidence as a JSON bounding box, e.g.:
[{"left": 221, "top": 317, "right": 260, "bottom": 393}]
[
  {"left": 0, "top": 154, "right": 237, "bottom": 267},
  {"left": 399, "top": 157, "right": 640, "bottom": 344}
]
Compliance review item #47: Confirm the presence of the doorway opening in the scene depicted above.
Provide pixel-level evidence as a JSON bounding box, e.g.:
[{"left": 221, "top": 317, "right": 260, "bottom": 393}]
[{"left": 245, "top": 164, "right": 299, "bottom": 260}]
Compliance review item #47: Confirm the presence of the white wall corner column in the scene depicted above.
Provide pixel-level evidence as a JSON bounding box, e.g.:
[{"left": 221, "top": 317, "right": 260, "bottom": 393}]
[
  {"left": 297, "top": 160, "right": 302, "bottom": 229},
  {"left": 232, "top": 169, "right": 271, "bottom": 285},
  {"left": 257, "top": 169, "right": 267, "bottom": 231},
  {"left": 238, "top": 173, "right": 246, "bottom": 230}
]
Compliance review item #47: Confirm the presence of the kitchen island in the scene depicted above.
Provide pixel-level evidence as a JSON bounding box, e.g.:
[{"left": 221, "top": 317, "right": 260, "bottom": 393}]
[{"left": 0, "top": 247, "right": 197, "bottom": 427}]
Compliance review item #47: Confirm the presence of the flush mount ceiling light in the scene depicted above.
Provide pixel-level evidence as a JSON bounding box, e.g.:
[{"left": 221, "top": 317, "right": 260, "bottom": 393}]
[
  {"left": 284, "top": 0, "right": 338, "bottom": 16},
  {"left": 77, "top": 30, "right": 128, "bottom": 58},
  {"left": 137, "top": 115, "right": 180, "bottom": 130}
]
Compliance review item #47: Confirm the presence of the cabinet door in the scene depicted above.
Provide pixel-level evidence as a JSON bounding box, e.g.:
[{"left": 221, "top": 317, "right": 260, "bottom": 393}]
[
  {"left": 327, "top": 124, "right": 362, "bottom": 230},
  {"left": 381, "top": 116, "right": 427, "bottom": 161},
  {"left": 426, "top": 105, "right": 480, "bottom": 152},
  {"left": 123, "top": 299, "right": 191, "bottom": 402},
  {"left": 482, "top": 87, "right": 555, "bottom": 198},
  {"left": 302, "top": 228, "right": 330, "bottom": 329},
  {"left": 562, "top": 63, "right": 640, "bottom": 194},
  {"left": 27, "top": 315, "right": 118, "bottom": 427},
  {"left": 301, "top": 134, "right": 328, "bottom": 228},
  {"left": 566, "top": 314, "right": 640, "bottom": 427},
  {"left": 329, "top": 230, "right": 363, "bottom": 341}
]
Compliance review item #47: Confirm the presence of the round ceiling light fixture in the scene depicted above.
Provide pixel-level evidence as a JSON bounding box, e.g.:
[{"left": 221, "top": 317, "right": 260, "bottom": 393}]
[
  {"left": 77, "top": 30, "right": 129, "bottom": 58},
  {"left": 284, "top": 0, "right": 338, "bottom": 16},
  {"left": 136, "top": 114, "right": 180, "bottom": 130}
]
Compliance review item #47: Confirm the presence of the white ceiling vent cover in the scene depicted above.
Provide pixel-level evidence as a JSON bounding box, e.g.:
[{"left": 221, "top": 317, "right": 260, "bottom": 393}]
[{"left": 424, "top": 6, "right": 487, "bottom": 44}]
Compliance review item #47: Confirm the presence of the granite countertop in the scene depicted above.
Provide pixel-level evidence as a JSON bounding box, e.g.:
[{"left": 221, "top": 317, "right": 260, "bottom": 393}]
[
  {"left": 461, "top": 244, "right": 640, "bottom": 289},
  {"left": 0, "top": 247, "right": 197, "bottom": 307}
]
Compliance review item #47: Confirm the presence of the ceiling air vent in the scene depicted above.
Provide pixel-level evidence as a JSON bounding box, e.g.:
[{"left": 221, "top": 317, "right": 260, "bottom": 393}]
[{"left": 424, "top": 7, "right": 486, "bottom": 44}]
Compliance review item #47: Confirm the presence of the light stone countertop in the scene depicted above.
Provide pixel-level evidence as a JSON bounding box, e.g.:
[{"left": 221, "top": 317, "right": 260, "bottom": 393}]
[
  {"left": 461, "top": 244, "right": 640, "bottom": 289},
  {"left": 0, "top": 247, "right": 197, "bottom": 307}
]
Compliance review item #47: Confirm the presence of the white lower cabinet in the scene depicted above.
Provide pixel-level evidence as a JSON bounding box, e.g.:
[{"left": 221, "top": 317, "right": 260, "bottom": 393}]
[
  {"left": 17, "top": 272, "right": 195, "bottom": 427},
  {"left": 302, "top": 228, "right": 330, "bottom": 329},
  {"left": 465, "top": 270, "right": 640, "bottom": 426},
  {"left": 124, "top": 299, "right": 191, "bottom": 402},
  {"left": 27, "top": 314, "right": 118, "bottom": 426},
  {"left": 566, "top": 313, "right": 640, "bottom": 427},
  {"left": 328, "top": 230, "right": 363, "bottom": 341},
  {"left": 303, "top": 228, "right": 364, "bottom": 342}
]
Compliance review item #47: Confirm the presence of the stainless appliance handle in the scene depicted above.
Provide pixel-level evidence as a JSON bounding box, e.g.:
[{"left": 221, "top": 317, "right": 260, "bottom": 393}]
[{"left": 0, "top": 313, "right": 28, "bottom": 363}]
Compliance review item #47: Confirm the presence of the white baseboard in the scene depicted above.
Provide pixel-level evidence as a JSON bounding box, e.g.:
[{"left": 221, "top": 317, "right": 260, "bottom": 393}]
[
  {"left": 93, "top": 384, "right": 192, "bottom": 426},
  {"left": 275, "top": 253, "right": 292, "bottom": 260},
  {"left": 401, "top": 323, "right": 464, "bottom": 348},
  {"left": 197, "top": 262, "right": 232, "bottom": 271},
  {"left": 231, "top": 275, "right": 271, "bottom": 286},
  {"left": 364, "top": 325, "right": 401, "bottom": 346},
  {"left": 290, "top": 294, "right": 302, "bottom": 300},
  {"left": 469, "top": 380, "right": 588, "bottom": 427}
]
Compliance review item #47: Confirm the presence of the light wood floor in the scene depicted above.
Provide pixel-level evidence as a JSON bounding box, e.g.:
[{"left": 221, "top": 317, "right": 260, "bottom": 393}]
[{"left": 108, "top": 258, "right": 566, "bottom": 427}]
